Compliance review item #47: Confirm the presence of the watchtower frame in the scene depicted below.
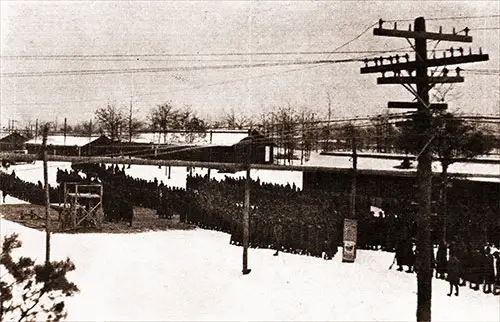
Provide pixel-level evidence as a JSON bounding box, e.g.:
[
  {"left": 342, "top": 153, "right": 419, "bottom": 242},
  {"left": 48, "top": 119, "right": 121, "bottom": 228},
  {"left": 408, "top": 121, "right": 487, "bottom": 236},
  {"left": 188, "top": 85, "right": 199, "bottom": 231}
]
[{"left": 59, "top": 182, "right": 104, "bottom": 230}]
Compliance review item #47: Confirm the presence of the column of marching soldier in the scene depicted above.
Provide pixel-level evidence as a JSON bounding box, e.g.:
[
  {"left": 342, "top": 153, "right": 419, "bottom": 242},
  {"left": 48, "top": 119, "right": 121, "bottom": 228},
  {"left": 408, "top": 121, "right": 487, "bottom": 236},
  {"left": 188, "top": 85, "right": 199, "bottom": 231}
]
[{"left": 0, "top": 164, "right": 499, "bottom": 295}]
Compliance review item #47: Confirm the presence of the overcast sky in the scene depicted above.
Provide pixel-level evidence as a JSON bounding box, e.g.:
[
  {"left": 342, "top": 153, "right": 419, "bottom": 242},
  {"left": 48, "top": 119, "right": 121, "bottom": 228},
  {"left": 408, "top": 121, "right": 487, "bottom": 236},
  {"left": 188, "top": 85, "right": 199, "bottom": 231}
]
[{"left": 1, "top": 1, "right": 498, "bottom": 128}]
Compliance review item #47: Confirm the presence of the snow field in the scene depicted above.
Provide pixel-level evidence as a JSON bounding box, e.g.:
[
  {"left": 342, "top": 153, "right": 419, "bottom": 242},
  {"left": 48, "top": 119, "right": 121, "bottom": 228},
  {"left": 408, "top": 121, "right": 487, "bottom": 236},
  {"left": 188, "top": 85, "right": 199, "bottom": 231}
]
[
  {"left": 0, "top": 191, "right": 29, "bottom": 205},
  {"left": 1, "top": 219, "right": 498, "bottom": 322}
]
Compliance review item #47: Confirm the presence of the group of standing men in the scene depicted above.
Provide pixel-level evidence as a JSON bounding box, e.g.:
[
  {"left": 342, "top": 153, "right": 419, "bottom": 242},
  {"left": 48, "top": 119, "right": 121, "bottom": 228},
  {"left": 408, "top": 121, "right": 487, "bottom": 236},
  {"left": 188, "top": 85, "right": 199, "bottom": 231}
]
[{"left": 393, "top": 238, "right": 500, "bottom": 296}]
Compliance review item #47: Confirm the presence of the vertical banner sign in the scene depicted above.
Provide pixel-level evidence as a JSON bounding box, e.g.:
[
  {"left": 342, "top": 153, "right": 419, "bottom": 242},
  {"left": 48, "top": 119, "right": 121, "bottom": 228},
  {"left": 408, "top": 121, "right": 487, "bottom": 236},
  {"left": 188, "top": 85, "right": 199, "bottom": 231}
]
[{"left": 342, "top": 218, "right": 358, "bottom": 263}]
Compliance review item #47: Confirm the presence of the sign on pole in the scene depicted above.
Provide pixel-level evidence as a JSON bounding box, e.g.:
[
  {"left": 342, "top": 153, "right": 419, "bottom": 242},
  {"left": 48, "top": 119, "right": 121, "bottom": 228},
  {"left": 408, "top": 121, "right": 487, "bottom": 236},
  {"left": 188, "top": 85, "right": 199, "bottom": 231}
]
[{"left": 342, "top": 218, "right": 358, "bottom": 263}]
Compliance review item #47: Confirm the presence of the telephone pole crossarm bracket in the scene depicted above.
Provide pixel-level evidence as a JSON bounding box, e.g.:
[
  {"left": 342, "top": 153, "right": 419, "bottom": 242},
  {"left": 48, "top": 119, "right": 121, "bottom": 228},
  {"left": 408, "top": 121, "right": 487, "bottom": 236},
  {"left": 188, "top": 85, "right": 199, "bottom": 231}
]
[
  {"left": 361, "top": 54, "right": 489, "bottom": 74},
  {"left": 377, "top": 76, "right": 464, "bottom": 84},
  {"left": 388, "top": 102, "right": 448, "bottom": 110},
  {"left": 374, "top": 28, "right": 472, "bottom": 42}
]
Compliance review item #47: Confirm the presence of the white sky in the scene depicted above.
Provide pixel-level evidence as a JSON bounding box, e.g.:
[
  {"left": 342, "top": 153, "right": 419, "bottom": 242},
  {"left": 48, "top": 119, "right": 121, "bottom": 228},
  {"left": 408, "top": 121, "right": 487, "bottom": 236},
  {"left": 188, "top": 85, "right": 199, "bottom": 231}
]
[{"left": 1, "top": 1, "right": 499, "bottom": 127}]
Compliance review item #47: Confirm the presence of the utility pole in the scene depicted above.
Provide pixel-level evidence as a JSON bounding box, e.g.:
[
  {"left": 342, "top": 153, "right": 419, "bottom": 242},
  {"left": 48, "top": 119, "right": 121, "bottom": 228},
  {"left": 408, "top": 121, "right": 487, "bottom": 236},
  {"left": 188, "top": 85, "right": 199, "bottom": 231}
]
[
  {"left": 361, "top": 17, "right": 488, "bottom": 322},
  {"left": 342, "top": 129, "right": 358, "bottom": 263},
  {"left": 208, "top": 130, "right": 213, "bottom": 179},
  {"left": 129, "top": 98, "right": 133, "bottom": 143},
  {"left": 88, "top": 120, "right": 92, "bottom": 156},
  {"left": 350, "top": 133, "right": 357, "bottom": 219},
  {"left": 35, "top": 119, "right": 39, "bottom": 142},
  {"left": 242, "top": 128, "right": 252, "bottom": 275},
  {"left": 64, "top": 117, "right": 67, "bottom": 145},
  {"left": 42, "top": 124, "right": 51, "bottom": 264},
  {"left": 326, "top": 91, "right": 332, "bottom": 151},
  {"left": 301, "top": 111, "right": 304, "bottom": 165},
  {"left": 414, "top": 19, "right": 433, "bottom": 322}
]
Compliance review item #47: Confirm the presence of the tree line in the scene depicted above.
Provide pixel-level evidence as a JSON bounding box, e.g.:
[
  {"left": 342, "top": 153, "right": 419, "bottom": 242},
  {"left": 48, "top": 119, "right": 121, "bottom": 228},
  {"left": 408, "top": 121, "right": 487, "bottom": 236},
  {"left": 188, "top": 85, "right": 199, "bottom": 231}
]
[{"left": 6, "top": 100, "right": 498, "bottom": 167}]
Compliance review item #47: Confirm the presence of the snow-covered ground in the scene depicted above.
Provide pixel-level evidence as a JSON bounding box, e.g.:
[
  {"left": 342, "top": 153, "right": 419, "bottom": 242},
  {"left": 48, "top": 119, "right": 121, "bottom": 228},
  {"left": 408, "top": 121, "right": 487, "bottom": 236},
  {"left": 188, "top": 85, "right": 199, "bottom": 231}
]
[
  {"left": 0, "top": 191, "right": 29, "bottom": 205},
  {"left": 117, "top": 164, "right": 302, "bottom": 189},
  {"left": 1, "top": 218, "right": 498, "bottom": 322},
  {"left": 2, "top": 152, "right": 497, "bottom": 192},
  {"left": 1, "top": 162, "right": 303, "bottom": 190},
  {"left": 0, "top": 161, "right": 73, "bottom": 186}
]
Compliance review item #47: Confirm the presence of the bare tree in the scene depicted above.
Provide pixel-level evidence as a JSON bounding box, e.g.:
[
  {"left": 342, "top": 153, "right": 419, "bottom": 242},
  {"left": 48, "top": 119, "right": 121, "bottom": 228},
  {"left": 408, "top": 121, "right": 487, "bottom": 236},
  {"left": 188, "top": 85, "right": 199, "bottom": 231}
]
[
  {"left": 223, "top": 108, "right": 250, "bottom": 130},
  {"left": 397, "top": 112, "right": 495, "bottom": 240},
  {"left": 369, "top": 111, "right": 399, "bottom": 153},
  {"left": 126, "top": 100, "right": 143, "bottom": 143},
  {"left": 95, "top": 104, "right": 124, "bottom": 141},
  {"left": 150, "top": 102, "right": 177, "bottom": 143},
  {"left": 299, "top": 107, "right": 317, "bottom": 162},
  {"left": 274, "top": 104, "right": 298, "bottom": 164}
]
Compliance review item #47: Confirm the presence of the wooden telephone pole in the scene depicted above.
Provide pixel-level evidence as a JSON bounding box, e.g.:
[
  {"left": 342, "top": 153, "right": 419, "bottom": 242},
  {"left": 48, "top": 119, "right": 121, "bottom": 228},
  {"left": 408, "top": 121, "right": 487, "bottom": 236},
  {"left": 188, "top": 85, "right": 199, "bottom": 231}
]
[
  {"left": 242, "top": 128, "right": 252, "bottom": 275},
  {"left": 361, "top": 17, "right": 488, "bottom": 322},
  {"left": 42, "top": 124, "right": 51, "bottom": 264},
  {"left": 350, "top": 133, "right": 357, "bottom": 219}
]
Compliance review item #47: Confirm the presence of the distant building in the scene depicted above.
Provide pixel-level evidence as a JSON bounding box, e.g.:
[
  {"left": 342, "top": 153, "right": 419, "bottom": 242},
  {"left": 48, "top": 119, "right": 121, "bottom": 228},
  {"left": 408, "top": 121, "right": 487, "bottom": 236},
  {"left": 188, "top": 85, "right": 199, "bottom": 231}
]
[
  {"left": 234, "top": 130, "right": 275, "bottom": 164},
  {"left": 0, "top": 132, "right": 28, "bottom": 151},
  {"left": 85, "top": 129, "right": 275, "bottom": 164},
  {"left": 25, "top": 135, "right": 102, "bottom": 156}
]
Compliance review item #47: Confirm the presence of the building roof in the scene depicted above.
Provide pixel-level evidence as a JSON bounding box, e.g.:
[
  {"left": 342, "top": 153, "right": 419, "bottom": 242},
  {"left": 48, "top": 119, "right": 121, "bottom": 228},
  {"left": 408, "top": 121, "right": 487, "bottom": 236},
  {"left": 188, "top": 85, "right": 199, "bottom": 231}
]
[
  {"left": 235, "top": 129, "right": 275, "bottom": 146},
  {"left": 26, "top": 135, "right": 101, "bottom": 147},
  {"left": 0, "top": 132, "right": 28, "bottom": 143},
  {"left": 132, "top": 130, "right": 249, "bottom": 147},
  {"left": 301, "top": 152, "right": 500, "bottom": 183}
]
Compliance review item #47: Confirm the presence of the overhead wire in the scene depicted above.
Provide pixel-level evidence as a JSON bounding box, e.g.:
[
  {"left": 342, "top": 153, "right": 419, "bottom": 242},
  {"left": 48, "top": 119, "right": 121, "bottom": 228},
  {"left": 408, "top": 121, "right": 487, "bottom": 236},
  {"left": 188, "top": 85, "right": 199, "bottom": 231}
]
[
  {"left": 4, "top": 115, "right": 498, "bottom": 172},
  {"left": 0, "top": 48, "right": 415, "bottom": 60},
  {"left": 23, "top": 111, "right": 498, "bottom": 161},
  {"left": 1, "top": 47, "right": 414, "bottom": 106},
  {"left": 6, "top": 112, "right": 414, "bottom": 162},
  {"left": 0, "top": 58, "right": 366, "bottom": 78},
  {"left": 385, "top": 14, "right": 500, "bottom": 23}
]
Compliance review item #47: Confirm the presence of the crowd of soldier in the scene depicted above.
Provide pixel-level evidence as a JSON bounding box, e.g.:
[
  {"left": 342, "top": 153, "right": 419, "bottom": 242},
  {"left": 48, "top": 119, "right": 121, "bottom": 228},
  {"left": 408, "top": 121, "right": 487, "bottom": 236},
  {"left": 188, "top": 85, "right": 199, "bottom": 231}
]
[
  {"left": 436, "top": 240, "right": 500, "bottom": 296},
  {"left": 186, "top": 174, "right": 350, "bottom": 258},
  {"left": 392, "top": 237, "right": 500, "bottom": 296},
  {"left": 3, "top": 164, "right": 499, "bottom": 270},
  {"left": 0, "top": 171, "right": 59, "bottom": 205}
]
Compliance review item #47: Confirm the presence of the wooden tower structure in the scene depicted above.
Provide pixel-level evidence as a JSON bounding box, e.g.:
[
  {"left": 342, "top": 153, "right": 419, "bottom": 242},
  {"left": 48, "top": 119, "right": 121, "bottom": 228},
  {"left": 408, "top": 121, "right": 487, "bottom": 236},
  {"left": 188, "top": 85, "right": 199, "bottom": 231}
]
[{"left": 58, "top": 182, "right": 104, "bottom": 230}]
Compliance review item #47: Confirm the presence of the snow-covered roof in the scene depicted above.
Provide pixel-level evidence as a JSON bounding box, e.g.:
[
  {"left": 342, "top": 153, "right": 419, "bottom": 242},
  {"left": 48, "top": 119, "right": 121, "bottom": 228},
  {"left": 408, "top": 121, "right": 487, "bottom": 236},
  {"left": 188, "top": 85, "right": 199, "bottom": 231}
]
[
  {"left": 25, "top": 135, "right": 101, "bottom": 147},
  {"left": 132, "top": 130, "right": 249, "bottom": 146},
  {"left": 301, "top": 152, "right": 500, "bottom": 183}
]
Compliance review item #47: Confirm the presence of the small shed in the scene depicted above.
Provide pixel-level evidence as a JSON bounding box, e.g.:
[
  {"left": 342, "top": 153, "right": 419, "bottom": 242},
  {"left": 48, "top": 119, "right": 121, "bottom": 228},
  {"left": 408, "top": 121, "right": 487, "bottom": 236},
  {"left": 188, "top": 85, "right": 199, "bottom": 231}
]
[
  {"left": 0, "top": 132, "right": 28, "bottom": 151},
  {"left": 25, "top": 135, "right": 101, "bottom": 156},
  {"left": 233, "top": 130, "right": 275, "bottom": 164}
]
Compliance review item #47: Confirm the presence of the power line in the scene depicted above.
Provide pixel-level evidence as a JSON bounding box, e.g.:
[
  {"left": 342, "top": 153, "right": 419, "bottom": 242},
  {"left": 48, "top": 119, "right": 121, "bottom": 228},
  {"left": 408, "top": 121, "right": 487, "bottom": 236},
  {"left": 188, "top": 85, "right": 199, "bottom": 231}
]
[
  {"left": 386, "top": 14, "right": 500, "bottom": 23},
  {"left": 0, "top": 48, "right": 415, "bottom": 60},
  {"left": 0, "top": 58, "right": 364, "bottom": 78},
  {"left": 1, "top": 51, "right": 384, "bottom": 106},
  {"left": 5, "top": 115, "right": 499, "bottom": 167},
  {"left": 470, "top": 27, "right": 500, "bottom": 31},
  {"left": 326, "top": 22, "right": 379, "bottom": 59},
  {"left": 0, "top": 64, "right": 345, "bottom": 106}
]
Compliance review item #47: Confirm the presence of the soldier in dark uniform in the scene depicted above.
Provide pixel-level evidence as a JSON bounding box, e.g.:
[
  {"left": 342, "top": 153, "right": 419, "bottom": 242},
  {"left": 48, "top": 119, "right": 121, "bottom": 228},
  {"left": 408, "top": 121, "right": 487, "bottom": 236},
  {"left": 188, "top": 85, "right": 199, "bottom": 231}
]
[
  {"left": 273, "top": 218, "right": 283, "bottom": 256},
  {"left": 436, "top": 240, "right": 448, "bottom": 279},
  {"left": 469, "top": 248, "right": 483, "bottom": 291},
  {"left": 447, "top": 251, "right": 461, "bottom": 296},
  {"left": 493, "top": 251, "right": 500, "bottom": 295},
  {"left": 404, "top": 239, "right": 416, "bottom": 273},
  {"left": 395, "top": 239, "right": 406, "bottom": 271},
  {"left": 482, "top": 247, "right": 495, "bottom": 294}
]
